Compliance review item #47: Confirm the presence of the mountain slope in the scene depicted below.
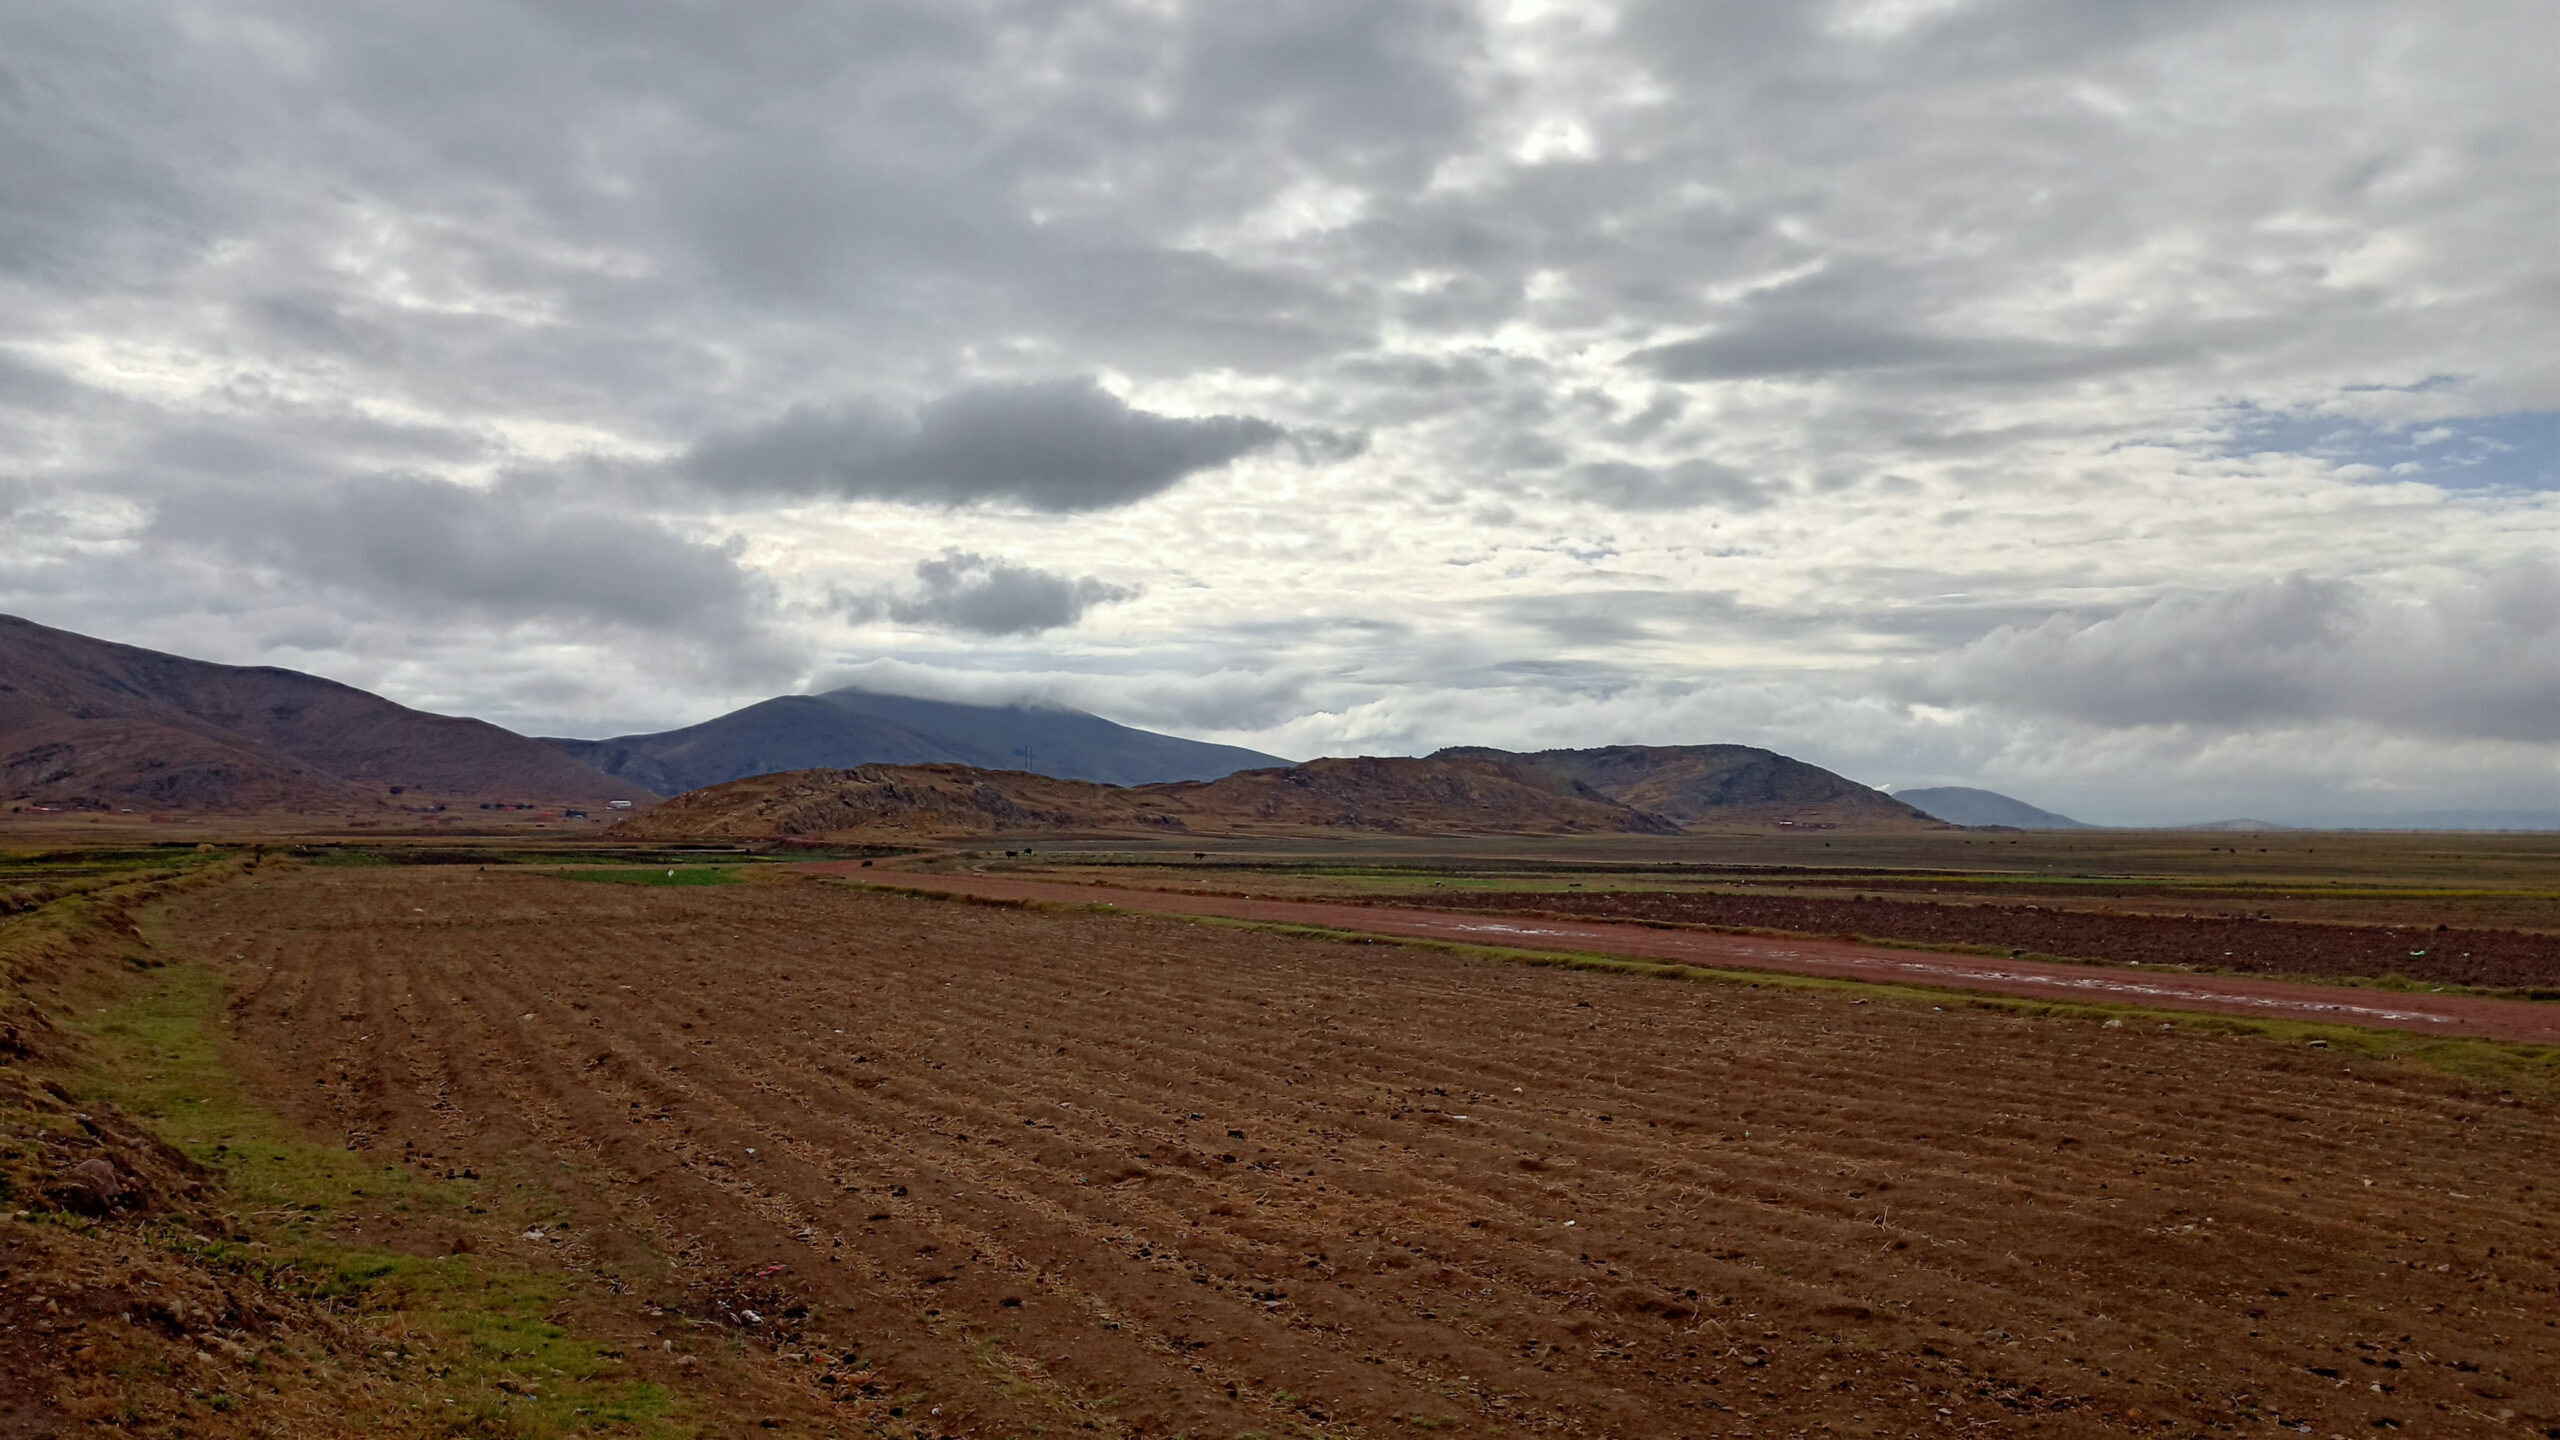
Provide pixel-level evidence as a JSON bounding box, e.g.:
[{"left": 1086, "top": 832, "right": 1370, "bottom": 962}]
[
  {"left": 614, "top": 754, "right": 1682, "bottom": 842},
  {"left": 608, "top": 764, "right": 1187, "bottom": 841},
  {"left": 543, "top": 697, "right": 967, "bottom": 796},
  {"left": 1895, "top": 786, "right": 2093, "bottom": 830},
  {"left": 1156, "top": 755, "right": 1683, "bottom": 835},
  {"left": 545, "top": 686, "right": 1289, "bottom": 795},
  {"left": 1439, "top": 745, "right": 1941, "bottom": 831},
  {"left": 815, "top": 687, "right": 1289, "bottom": 786},
  {"left": 0, "top": 614, "right": 654, "bottom": 812}
]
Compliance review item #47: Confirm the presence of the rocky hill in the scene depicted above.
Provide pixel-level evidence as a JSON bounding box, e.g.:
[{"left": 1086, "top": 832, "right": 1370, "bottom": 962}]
[
  {"left": 0, "top": 615, "right": 654, "bottom": 813},
  {"left": 1441, "top": 744, "right": 1940, "bottom": 831}
]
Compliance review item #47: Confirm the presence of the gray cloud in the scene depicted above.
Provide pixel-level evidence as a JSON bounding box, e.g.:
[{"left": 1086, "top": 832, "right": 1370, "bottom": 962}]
[
  {"left": 1910, "top": 564, "right": 2560, "bottom": 743},
  {"left": 1631, "top": 323, "right": 2195, "bottom": 386},
  {"left": 0, "top": 0, "right": 2550, "bottom": 820},
  {"left": 680, "top": 378, "right": 1291, "bottom": 510},
  {"left": 1568, "top": 460, "right": 1785, "bottom": 512},
  {"left": 1624, "top": 257, "right": 2208, "bottom": 387},
  {"left": 844, "top": 551, "right": 1136, "bottom": 635},
  {"left": 148, "top": 476, "right": 760, "bottom": 631}
]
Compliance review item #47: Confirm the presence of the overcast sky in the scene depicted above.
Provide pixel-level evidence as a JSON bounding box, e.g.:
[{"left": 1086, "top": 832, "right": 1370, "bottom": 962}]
[{"left": 4, "top": 0, "right": 2554, "bottom": 823}]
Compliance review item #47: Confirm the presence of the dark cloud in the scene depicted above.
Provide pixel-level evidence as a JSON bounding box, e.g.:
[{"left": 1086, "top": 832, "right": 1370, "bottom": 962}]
[
  {"left": 1624, "top": 261, "right": 2206, "bottom": 386},
  {"left": 1633, "top": 323, "right": 2199, "bottom": 386},
  {"left": 679, "top": 378, "right": 1290, "bottom": 510},
  {"left": 843, "top": 551, "right": 1135, "bottom": 635},
  {"left": 0, "top": 350, "right": 85, "bottom": 412},
  {"left": 147, "top": 476, "right": 759, "bottom": 631}
]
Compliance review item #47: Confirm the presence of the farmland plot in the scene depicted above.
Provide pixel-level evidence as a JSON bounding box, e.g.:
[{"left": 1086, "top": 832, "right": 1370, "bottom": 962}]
[{"left": 169, "top": 867, "right": 2559, "bottom": 1437}]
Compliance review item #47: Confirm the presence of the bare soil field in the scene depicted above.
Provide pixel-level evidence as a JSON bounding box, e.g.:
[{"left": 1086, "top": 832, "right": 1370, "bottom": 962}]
[
  {"left": 822, "top": 870, "right": 2560, "bottom": 1044},
  {"left": 1005, "top": 829, "right": 2560, "bottom": 937},
  {"left": 156, "top": 864, "right": 2560, "bottom": 1437},
  {"left": 1369, "top": 888, "right": 2560, "bottom": 992}
]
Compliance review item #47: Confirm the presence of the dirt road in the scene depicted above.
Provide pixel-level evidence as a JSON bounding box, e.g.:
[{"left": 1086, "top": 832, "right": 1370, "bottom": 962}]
[
  {"left": 1375, "top": 885, "right": 2560, "bottom": 991},
  {"left": 812, "top": 868, "right": 2560, "bottom": 1044}
]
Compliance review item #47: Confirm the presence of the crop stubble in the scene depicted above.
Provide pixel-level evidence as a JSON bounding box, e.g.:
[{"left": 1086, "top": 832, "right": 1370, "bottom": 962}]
[{"left": 170, "top": 867, "right": 2557, "bottom": 1437}]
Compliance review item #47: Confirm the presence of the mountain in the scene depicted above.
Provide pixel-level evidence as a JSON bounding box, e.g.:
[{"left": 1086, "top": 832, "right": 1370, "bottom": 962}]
[
  {"left": 544, "top": 685, "right": 1289, "bottom": 796},
  {"left": 1894, "top": 786, "right": 2094, "bottom": 830},
  {"left": 0, "top": 614, "right": 654, "bottom": 813},
  {"left": 2177, "top": 818, "right": 2300, "bottom": 832},
  {"left": 615, "top": 745, "right": 1938, "bottom": 843},
  {"left": 1443, "top": 745, "right": 1942, "bottom": 831}
]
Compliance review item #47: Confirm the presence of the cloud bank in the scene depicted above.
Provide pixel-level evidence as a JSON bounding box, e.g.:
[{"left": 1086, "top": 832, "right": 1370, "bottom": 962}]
[{"left": 0, "top": 0, "right": 2549, "bottom": 821}]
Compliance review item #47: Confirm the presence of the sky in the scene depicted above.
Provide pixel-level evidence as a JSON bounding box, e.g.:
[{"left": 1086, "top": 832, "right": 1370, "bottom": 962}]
[{"left": 2, "top": 0, "right": 2555, "bottom": 825}]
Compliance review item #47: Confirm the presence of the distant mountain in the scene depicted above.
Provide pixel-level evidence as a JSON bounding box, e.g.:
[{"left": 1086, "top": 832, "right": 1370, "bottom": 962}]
[
  {"left": 1895, "top": 786, "right": 2094, "bottom": 830},
  {"left": 618, "top": 744, "right": 1940, "bottom": 843},
  {"left": 2177, "top": 818, "right": 2299, "bottom": 832},
  {"left": 544, "top": 685, "right": 1289, "bottom": 796},
  {"left": 1451, "top": 745, "right": 1940, "bottom": 831},
  {"left": 0, "top": 615, "right": 653, "bottom": 813}
]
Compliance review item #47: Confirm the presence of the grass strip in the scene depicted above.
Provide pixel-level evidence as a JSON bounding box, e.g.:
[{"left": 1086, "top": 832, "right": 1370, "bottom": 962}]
[
  {"left": 547, "top": 865, "right": 742, "bottom": 887},
  {"left": 15, "top": 874, "right": 704, "bottom": 1437}
]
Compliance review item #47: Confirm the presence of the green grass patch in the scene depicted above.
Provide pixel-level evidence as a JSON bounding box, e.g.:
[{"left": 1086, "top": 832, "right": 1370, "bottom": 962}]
[
  {"left": 64, "top": 951, "right": 695, "bottom": 1437},
  {"left": 549, "top": 865, "right": 740, "bottom": 887}
]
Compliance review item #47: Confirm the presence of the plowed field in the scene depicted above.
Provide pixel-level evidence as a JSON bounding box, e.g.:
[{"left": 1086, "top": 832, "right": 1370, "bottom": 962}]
[
  {"left": 167, "top": 866, "right": 2560, "bottom": 1438},
  {"left": 1372, "top": 889, "right": 2560, "bottom": 991}
]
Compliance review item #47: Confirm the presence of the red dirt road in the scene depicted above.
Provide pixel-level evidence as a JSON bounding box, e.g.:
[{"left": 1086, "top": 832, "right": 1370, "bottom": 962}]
[{"left": 817, "top": 869, "right": 2560, "bottom": 1045}]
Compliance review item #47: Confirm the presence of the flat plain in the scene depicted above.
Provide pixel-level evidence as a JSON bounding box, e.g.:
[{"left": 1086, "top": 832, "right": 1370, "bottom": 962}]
[{"left": 146, "top": 854, "right": 2560, "bottom": 1436}]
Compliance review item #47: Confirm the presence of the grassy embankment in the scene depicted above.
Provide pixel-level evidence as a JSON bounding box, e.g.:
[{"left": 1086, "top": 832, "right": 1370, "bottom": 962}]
[{"left": 1, "top": 852, "right": 706, "bottom": 1437}]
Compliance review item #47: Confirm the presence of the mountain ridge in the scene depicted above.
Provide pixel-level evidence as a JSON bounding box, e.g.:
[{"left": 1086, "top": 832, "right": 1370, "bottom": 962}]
[
  {"left": 612, "top": 744, "right": 1944, "bottom": 842},
  {"left": 0, "top": 614, "right": 654, "bottom": 812}
]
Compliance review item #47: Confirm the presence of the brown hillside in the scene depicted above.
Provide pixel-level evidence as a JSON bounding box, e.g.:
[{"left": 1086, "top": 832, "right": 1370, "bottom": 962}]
[
  {"left": 1439, "top": 744, "right": 1943, "bottom": 831},
  {"left": 1155, "top": 755, "right": 1682, "bottom": 835},
  {"left": 609, "top": 764, "right": 1186, "bottom": 841},
  {"left": 619, "top": 755, "right": 1707, "bottom": 843},
  {"left": 0, "top": 615, "right": 654, "bottom": 813}
]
